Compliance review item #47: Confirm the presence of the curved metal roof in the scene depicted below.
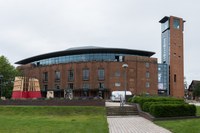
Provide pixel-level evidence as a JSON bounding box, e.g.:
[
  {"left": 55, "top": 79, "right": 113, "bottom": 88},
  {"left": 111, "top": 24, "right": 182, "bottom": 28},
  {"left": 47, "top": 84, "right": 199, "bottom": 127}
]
[{"left": 15, "top": 46, "right": 155, "bottom": 64}]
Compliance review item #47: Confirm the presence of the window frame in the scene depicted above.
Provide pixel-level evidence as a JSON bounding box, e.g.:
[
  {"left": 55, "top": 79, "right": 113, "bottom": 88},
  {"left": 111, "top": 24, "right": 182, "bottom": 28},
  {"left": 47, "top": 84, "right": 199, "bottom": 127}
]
[
  {"left": 98, "top": 68, "right": 105, "bottom": 80},
  {"left": 82, "top": 68, "right": 90, "bottom": 81}
]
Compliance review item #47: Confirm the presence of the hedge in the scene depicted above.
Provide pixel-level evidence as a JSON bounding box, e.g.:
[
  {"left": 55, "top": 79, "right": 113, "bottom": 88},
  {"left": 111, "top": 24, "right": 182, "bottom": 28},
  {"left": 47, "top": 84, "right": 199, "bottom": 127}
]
[
  {"left": 131, "top": 96, "right": 184, "bottom": 107},
  {"left": 149, "top": 104, "right": 196, "bottom": 117},
  {"left": 142, "top": 101, "right": 185, "bottom": 112}
]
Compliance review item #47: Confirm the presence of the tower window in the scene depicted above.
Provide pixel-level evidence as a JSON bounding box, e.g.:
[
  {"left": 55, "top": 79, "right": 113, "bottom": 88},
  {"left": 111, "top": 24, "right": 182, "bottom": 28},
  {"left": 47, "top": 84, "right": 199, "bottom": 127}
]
[
  {"left": 145, "top": 62, "right": 150, "bottom": 68},
  {"left": 146, "top": 72, "right": 150, "bottom": 78},
  {"left": 146, "top": 82, "right": 150, "bottom": 88},
  {"left": 174, "top": 74, "right": 177, "bottom": 82},
  {"left": 173, "top": 18, "right": 180, "bottom": 29}
]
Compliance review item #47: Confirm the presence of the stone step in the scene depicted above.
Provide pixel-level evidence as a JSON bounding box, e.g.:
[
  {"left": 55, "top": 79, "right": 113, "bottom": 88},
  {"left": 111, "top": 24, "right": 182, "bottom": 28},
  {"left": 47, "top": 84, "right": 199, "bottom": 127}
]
[{"left": 106, "top": 106, "right": 138, "bottom": 116}]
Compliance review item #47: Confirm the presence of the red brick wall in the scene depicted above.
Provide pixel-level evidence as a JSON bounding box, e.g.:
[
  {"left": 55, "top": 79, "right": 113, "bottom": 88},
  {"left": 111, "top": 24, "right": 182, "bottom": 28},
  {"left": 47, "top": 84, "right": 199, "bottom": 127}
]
[
  {"left": 18, "top": 55, "right": 158, "bottom": 98},
  {"left": 169, "top": 16, "right": 184, "bottom": 98}
]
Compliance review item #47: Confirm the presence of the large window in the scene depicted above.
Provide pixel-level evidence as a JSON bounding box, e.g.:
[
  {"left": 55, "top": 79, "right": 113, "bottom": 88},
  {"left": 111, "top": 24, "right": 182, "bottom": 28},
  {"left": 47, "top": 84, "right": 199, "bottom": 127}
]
[
  {"left": 68, "top": 83, "right": 74, "bottom": 89},
  {"left": 68, "top": 70, "right": 74, "bottom": 81},
  {"left": 55, "top": 71, "right": 60, "bottom": 81},
  {"left": 44, "top": 85, "right": 48, "bottom": 91},
  {"left": 43, "top": 72, "right": 48, "bottom": 82},
  {"left": 83, "top": 69, "right": 89, "bottom": 80},
  {"left": 98, "top": 82, "right": 104, "bottom": 89},
  {"left": 83, "top": 83, "right": 89, "bottom": 97},
  {"left": 98, "top": 69, "right": 105, "bottom": 80},
  {"left": 146, "top": 82, "right": 150, "bottom": 88},
  {"left": 83, "top": 83, "right": 89, "bottom": 90},
  {"left": 146, "top": 72, "right": 150, "bottom": 78},
  {"left": 145, "top": 62, "right": 150, "bottom": 68},
  {"left": 55, "top": 84, "right": 60, "bottom": 89}
]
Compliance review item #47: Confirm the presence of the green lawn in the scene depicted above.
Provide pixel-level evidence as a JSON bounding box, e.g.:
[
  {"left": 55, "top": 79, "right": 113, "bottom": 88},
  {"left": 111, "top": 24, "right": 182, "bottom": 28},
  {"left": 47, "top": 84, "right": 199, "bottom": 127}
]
[
  {"left": 196, "top": 106, "right": 200, "bottom": 116},
  {"left": 0, "top": 106, "right": 108, "bottom": 133},
  {"left": 155, "top": 106, "right": 200, "bottom": 133}
]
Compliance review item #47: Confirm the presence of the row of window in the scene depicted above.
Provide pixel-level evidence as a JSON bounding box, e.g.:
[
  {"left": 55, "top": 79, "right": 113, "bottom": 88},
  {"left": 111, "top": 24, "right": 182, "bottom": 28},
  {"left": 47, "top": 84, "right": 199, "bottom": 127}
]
[
  {"left": 45, "top": 82, "right": 150, "bottom": 90},
  {"left": 43, "top": 82, "right": 105, "bottom": 91},
  {"left": 33, "top": 53, "right": 127, "bottom": 66},
  {"left": 43, "top": 69, "right": 105, "bottom": 82},
  {"left": 44, "top": 70, "right": 150, "bottom": 81}
]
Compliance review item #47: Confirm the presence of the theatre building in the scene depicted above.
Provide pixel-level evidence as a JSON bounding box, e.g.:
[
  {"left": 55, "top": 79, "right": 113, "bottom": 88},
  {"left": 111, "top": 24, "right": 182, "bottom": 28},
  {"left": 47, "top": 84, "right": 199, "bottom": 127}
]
[{"left": 16, "top": 47, "right": 158, "bottom": 99}]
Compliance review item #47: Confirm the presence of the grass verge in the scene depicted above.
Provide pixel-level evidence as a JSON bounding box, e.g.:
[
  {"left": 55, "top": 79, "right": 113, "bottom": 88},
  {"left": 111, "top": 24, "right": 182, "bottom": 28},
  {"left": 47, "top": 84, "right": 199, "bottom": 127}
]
[
  {"left": 0, "top": 106, "right": 108, "bottom": 133},
  {"left": 154, "top": 106, "right": 200, "bottom": 133}
]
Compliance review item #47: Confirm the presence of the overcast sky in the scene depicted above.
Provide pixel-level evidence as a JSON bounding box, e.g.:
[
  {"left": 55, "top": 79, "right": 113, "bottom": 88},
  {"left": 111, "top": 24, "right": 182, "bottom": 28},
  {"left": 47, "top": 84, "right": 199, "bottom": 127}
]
[{"left": 0, "top": 0, "right": 199, "bottom": 84}]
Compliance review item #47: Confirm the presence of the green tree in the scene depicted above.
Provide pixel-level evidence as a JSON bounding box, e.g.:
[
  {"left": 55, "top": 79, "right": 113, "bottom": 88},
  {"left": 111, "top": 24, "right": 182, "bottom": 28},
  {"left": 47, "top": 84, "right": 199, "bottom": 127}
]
[
  {"left": 193, "top": 83, "right": 200, "bottom": 100},
  {"left": 0, "top": 56, "right": 21, "bottom": 99}
]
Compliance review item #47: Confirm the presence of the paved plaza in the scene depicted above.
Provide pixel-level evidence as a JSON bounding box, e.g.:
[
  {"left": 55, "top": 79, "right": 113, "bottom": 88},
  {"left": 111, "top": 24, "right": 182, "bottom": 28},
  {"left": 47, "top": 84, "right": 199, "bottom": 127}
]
[
  {"left": 107, "top": 116, "right": 171, "bottom": 133},
  {"left": 106, "top": 102, "right": 172, "bottom": 133}
]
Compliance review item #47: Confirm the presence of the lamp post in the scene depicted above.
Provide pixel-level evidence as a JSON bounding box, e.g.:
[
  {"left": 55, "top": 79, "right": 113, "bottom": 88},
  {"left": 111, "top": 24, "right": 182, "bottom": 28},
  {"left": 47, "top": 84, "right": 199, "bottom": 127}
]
[
  {"left": 122, "top": 64, "right": 128, "bottom": 104},
  {"left": 0, "top": 75, "right": 3, "bottom": 98}
]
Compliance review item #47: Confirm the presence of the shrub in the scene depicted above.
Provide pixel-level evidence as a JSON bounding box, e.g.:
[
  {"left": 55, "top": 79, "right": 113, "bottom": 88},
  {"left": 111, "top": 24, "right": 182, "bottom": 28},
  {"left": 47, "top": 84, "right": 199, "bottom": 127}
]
[
  {"left": 149, "top": 104, "right": 196, "bottom": 117},
  {"left": 131, "top": 96, "right": 183, "bottom": 107},
  {"left": 142, "top": 101, "right": 185, "bottom": 112},
  {"left": 127, "top": 96, "right": 134, "bottom": 102}
]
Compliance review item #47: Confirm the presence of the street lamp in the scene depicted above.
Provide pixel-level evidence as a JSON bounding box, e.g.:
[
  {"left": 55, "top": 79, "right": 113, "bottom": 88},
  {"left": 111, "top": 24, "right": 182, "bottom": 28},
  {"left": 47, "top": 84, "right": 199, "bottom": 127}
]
[
  {"left": 122, "top": 64, "right": 128, "bottom": 104},
  {"left": 0, "top": 74, "right": 3, "bottom": 98}
]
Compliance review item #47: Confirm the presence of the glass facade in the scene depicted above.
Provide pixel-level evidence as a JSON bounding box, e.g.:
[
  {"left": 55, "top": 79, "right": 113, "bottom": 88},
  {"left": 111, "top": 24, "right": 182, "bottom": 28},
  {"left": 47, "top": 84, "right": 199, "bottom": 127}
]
[
  {"left": 161, "top": 30, "right": 170, "bottom": 64},
  {"left": 158, "top": 63, "right": 169, "bottom": 95},
  {"left": 32, "top": 53, "right": 128, "bottom": 66},
  {"left": 161, "top": 20, "right": 169, "bottom": 32}
]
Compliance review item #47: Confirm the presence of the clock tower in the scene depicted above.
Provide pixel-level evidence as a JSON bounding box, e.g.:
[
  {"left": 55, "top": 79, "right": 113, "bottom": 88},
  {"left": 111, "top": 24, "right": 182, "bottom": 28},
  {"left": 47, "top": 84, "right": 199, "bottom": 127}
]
[{"left": 159, "top": 16, "right": 185, "bottom": 98}]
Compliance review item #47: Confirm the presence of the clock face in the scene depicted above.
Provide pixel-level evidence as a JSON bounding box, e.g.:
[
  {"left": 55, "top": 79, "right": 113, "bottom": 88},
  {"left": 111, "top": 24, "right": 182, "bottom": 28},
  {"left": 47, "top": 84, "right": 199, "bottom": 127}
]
[{"left": 173, "top": 18, "right": 180, "bottom": 29}]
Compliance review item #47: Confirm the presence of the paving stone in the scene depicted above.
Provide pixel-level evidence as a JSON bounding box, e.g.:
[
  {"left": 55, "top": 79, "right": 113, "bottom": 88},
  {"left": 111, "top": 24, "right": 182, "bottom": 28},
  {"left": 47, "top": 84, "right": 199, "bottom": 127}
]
[{"left": 107, "top": 116, "right": 172, "bottom": 133}]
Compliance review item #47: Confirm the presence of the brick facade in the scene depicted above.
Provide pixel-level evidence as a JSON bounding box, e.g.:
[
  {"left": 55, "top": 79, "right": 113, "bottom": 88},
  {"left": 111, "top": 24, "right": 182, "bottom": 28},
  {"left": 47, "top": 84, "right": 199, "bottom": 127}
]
[
  {"left": 169, "top": 16, "right": 184, "bottom": 98},
  {"left": 18, "top": 55, "right": 158, "bottom": 99}
]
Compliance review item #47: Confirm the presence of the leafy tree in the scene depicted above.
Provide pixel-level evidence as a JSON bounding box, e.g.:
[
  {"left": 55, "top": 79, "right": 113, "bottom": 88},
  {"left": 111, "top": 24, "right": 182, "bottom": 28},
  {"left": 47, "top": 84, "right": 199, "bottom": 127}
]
[
  {"left": 192, "top": 83, "right": 200, "bottom": 100},
  {"left": 0, "top": 56, "right": 21, "bottom": 98}
]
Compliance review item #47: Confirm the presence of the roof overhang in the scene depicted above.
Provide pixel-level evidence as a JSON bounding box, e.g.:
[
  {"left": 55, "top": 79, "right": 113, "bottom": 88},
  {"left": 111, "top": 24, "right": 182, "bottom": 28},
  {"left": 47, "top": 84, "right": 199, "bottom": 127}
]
[{"left": 15, "top": 47, "right": 155, "bottom": 65}]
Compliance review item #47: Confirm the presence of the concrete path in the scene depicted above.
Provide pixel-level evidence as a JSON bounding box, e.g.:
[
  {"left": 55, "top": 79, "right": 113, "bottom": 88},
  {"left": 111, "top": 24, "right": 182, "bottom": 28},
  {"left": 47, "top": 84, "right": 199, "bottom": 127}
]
[{"left": 106, "top": 102, "right": 172, "bottom": 133}]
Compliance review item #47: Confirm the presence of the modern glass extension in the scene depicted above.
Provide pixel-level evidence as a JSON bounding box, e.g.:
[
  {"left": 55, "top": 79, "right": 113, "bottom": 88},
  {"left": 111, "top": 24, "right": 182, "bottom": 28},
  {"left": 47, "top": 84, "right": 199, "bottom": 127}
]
[{"left": 32, "top": 53, "right": 127, "bottom": 66}]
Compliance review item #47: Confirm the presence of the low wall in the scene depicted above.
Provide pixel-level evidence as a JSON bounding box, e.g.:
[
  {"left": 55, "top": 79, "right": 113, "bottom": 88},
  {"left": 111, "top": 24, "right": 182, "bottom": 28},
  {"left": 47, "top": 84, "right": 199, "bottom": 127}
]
[
  {"left": 136, "top": 104, "right": 155, "bottom": 121},
  {"left": 0, "top": 99, "right": 105, "bottom": 106}
]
